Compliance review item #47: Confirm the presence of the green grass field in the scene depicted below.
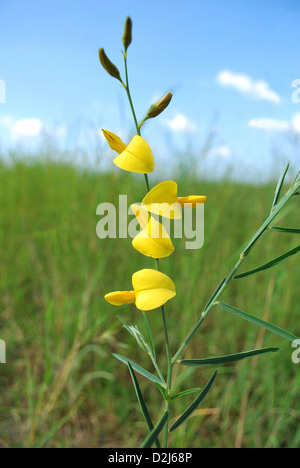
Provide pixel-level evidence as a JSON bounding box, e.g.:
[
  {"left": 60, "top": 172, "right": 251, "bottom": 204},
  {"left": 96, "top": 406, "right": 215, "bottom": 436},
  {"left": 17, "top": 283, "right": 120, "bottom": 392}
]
[{"left": 0, "top": 157, "right": 299, "bottom": 448}]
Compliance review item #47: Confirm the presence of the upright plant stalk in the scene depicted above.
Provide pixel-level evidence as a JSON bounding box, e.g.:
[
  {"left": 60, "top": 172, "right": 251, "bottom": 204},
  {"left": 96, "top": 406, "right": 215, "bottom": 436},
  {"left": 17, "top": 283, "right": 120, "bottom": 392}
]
[
  {"left": 100, "top": 18, "right": 300, "bottom": 449},
  {"left": 123, "top": 51, "right": 172, "bottom": 447}
]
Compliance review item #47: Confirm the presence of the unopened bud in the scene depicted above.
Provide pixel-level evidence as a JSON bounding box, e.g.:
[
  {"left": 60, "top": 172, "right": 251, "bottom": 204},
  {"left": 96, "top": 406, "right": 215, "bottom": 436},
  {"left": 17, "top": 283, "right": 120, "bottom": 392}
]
[
  {"left": 122, "top": 17, "right": 132, "bottom": 51},
  {"left": 99, "top": 48, "right": 121, "bottom": 80},
  {"left": 147, "top": 91, "right": 173, "bottom": 118}
]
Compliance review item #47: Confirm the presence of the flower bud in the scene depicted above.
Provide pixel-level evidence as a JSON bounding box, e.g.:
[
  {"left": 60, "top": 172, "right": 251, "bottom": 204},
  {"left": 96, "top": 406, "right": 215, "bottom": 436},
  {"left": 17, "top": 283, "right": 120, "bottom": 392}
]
[
  {"left": 99, "top": 48, "right": 121, "bottom": 80},
  {"left": 122, "top": 17, "right": 132, "bottom": 51},
  {"left": 146, "top": 91, "right": 173, "bottom": 118}
]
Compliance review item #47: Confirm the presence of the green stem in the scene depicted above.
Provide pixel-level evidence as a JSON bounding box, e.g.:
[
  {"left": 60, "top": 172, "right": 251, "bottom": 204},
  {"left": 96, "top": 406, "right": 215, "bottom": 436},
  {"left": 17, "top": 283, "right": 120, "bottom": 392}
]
[
  {"left": 123, "top": 52, "right": 140, "bottom": 136},
  {"left": 123, "top": 52, "right": 151, "bottom": 194},
  {"left": 161, "top": 306, "right": 173, "bottom": 447},
  {"left": 156, "top": 272, "right": 173, "bottom": 448},
  {"left": 173, "top": 179, "right": 300, "bottom": 362},
  {"left": 123, "top": 49, "right": 172, "bottom": 446},
  {"left": 149, "top": 353, "right": 167, "bottom": 387}
]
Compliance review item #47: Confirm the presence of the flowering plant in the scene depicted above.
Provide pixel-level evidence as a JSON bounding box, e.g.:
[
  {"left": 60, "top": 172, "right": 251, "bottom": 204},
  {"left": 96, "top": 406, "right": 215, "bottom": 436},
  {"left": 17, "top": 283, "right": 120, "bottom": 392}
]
[{"left": 99, "top": 17, "right": 300, "bottom": 448}]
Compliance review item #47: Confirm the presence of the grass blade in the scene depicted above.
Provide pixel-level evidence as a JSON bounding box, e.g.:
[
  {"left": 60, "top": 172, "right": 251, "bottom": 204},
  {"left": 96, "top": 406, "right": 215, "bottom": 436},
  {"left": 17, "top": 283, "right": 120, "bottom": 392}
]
[
  {"left": 218, "top": 302, "right": 298, "bottom": 342},
  {"left": 142, "top": 312, "right": 156, "bottom": 358},
  {"left": 271, "top": 226, "right": 300, "bottom": 234},
  {"left": 170, "top": 388, "right": 202, "bottom": 400},
  {"left": 113, "top": 353, "right": 164, "bottom": 387},
  {"left": 169, "top": 371, "right": 217, "bottom": 432},
  {"left": 272, "top": 162, "right": 290, "bottom": 210},
  {"left": 35, "top": 406, "right": 77, "bottom": 448},
  {"left": 140, "top": 411, "right": 168, "bottom": 448},
  {"left": 235, "top": 245, "right": 300, "bottom": 279},
  {"left": 128, "top": 363, "right": 160, "bottom": 449},
  {"left": 179, "top": 347, "right": 280, "bottom": 366}
]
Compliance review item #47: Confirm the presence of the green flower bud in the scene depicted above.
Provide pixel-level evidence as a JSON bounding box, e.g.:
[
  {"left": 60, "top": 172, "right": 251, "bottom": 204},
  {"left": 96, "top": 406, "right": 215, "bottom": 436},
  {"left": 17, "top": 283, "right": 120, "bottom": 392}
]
[
  {"left": 122, "top": 17, "right": 132, "bottom": 51},
  {"left": 147, "top": 91, "right": 173, "bottom": 118},
  {"left": 99, "top": 48, "right": 121, "bottom": 80}
]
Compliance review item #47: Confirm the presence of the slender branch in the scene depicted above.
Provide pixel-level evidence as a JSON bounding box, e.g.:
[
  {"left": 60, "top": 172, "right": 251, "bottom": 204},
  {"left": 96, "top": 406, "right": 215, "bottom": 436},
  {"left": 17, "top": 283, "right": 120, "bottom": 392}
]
[
  {"left": 149, "top": 352, "right": 167, "bottom": 387},
  {"left": 173, "top": 179, "right": 300, "bottom": 362},
  {"left": 123, "top": 53, "right": 151, "bottom": 194},
  {"left": 123, "top": 52, "right": 140, "bottom": 136},
  {"left": 161, "top": 305, "right": 173, "bottom": 448}
]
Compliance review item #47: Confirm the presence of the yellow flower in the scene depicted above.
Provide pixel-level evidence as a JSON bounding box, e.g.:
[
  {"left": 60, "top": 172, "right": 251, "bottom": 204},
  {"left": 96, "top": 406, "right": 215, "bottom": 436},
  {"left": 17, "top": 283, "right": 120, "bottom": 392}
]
[
  {"left": 105, "top": 269, "right": 176, "bottom": 311},
  {"left": 142, "top": 180, "right": 208, "bottom": 219},
  {"left": 102, "top": 129, "right": 155, "bottom": 174},
  {"left": 131, "top": 204, "right": 175, "bottom": 259}
]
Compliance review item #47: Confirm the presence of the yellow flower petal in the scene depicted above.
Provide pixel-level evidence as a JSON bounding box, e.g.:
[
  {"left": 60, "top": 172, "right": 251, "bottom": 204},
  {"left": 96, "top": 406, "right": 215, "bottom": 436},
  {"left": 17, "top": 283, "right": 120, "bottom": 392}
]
[
  {"left": 102, "top": 129, "right": 126, "bottom": 154},
  {"left": 135, "top": 289, "right": 176, "bottom": 311},
  {"left": 132, "top": 269, "right": 176, "bottom": 293},
  {"left": 132, "top": 269, "right": 176, "bottom": 311},
  {"left": 131, "top": 204, "right": 149, "bottom": 230},
  {"left": 143, "top": 181, "right": 178, "bottom": 205},
  {"left": 113, "top": 135, "right": 155, "bottom": 174},
  {"left": 142, "top": 181, "right": 182, "bottom": 219},
  {"left": 132, "top": 229, "right": 175, "bottom": 259},
  {"left": 131, "top": 204, "right": 175, "bottom": 258},
  {"left": 177, "top": 195, "right": 208, "bottom": 208},
  {"left": 105, "top": 291, "right": 135, "bottom": 306}
]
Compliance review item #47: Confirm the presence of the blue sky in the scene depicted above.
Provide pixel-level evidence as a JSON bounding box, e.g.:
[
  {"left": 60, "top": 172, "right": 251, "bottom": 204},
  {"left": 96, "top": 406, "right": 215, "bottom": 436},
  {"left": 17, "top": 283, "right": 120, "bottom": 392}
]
[{"left": 1, "top": 0, "right": 300, "bottom": 180}]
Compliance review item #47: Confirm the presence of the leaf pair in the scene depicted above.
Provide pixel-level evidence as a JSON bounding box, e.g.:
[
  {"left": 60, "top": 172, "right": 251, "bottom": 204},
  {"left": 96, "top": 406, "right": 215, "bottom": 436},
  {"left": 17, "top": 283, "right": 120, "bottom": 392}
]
[
  {"left": 140, "top": 371, "right": 218, "bottom": 446},
  {"left": 115, "top": 354, "right": 218, "bottom": 447}
]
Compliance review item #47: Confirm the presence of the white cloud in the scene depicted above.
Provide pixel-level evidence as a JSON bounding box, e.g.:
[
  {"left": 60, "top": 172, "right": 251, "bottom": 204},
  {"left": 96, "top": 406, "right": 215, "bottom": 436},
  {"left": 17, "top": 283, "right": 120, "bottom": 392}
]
[
  {"left": 248, "top": 114, "right": 300, "bottom": 133},
  {"left": 217, "top": 70, "right": 281, "bottom": 103},
  {"left": 0, "top": 116, "right": 42, "bottom": 138},
  {"left": 163, "top": 113, "right": 197, "bottom": 134},
  {"left": 0, "top": 116, "right": 68, "bottom": 149},
  {"left": 13, "top": 118, "right": 42, "bottom": 137},
  {"left": 209, "top": 145, "right": 231, "bottom": 159},
  {"left": 248, "top": 118, "right": 289, "bottom": 132},
  {"left": 292, "top": 114, "right": 300, "bottom": 133}
]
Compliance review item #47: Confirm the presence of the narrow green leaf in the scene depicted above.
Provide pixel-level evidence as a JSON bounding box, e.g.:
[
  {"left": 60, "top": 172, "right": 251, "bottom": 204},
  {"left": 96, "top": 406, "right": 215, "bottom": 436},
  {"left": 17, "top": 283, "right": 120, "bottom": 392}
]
[
  {"left": 142, "top": 312, "right": 156, "bottom": 358},
  {"left": 272, "top": 162, "right": 290, "bottom": 209},
  {"left": 170, "top": 388, "right": 202, "bottom": 401},
  {"left": 218, "top": 302, "right": 298, "bottom": 342},
  {"left": 291, "top": 169, "right": 300, "bottom": 188},
  {"left": 271, "top": 226, "right": 300, "bottom": 234},
  {"left": 140, "top": 411, "right": 168, "bottom": 448},
  {"left": 235, "top": 245, "right": 300, "bottom": 279},
  {"left": 180, "top": 347, "right": 280, "bottom": 367},
  {"left": 128, "top": 363, "right": 160, "bottom": 449},
  {"left": 169, "top": 371, "right": 217, "bottom": 432},
  {"left": 113, "top": 353, "right": 165, "bottom": 387}
]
